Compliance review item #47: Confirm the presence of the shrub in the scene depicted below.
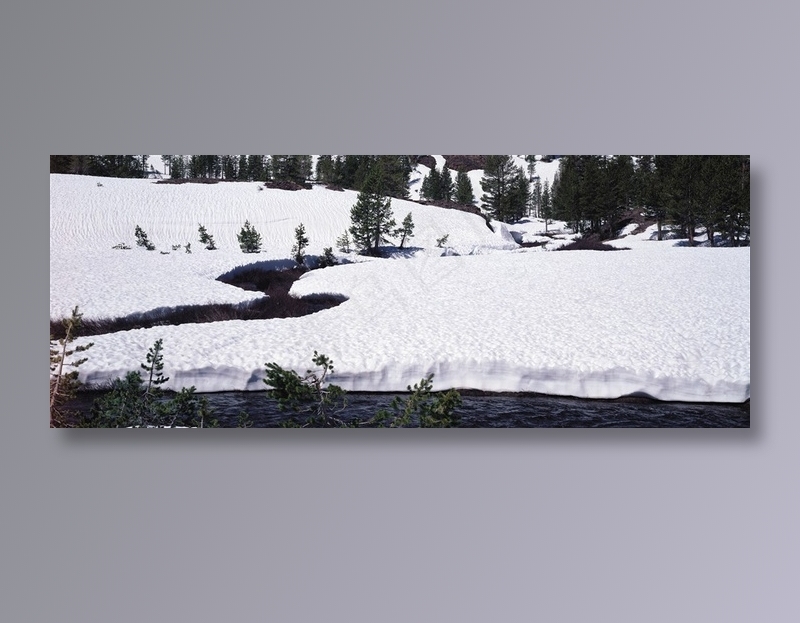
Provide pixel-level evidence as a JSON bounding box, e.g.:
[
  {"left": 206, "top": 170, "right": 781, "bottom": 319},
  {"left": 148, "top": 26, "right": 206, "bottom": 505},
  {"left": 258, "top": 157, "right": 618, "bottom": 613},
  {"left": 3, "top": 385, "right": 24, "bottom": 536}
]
[
  {"left": 85, "top": 340, "right": 217, "bottom": 428},
  {"left": 198, "top": 224, "right": 217, "bottom": 250},
  {"left": 265, "top": 352, "right": 462, "bottom": 428},
  {"left": 436, "top": 233, "right": 449, "bottom": 248},
  {"left": 369, "top": 374, "right": 461, "bottom": 427},
  {"left": 336, "top": 230, "right": 352, "bottom": 253},
  {"left": 238, "top": 220, "right": 262, "bottom": 253},
  {"left": 318, "top": 247, "right": 338, "bottom": 268},
  {"left": 135, "top": 225, "right": 155, "bottom": 251},
  {"left": 112, "top": 242, "right": 131, "bottom": 250},
  {"left": 264, "top": 351, "right": 348, "bottom": 427}
]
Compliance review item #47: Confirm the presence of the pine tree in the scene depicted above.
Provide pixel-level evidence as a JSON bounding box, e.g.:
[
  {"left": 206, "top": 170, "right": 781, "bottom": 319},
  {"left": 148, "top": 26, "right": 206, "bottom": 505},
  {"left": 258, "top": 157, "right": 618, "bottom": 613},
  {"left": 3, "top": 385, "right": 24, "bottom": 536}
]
[
  {"left": 292, "top": 223, "right": 309, "bottom": 264},
  {"left": 440, "top": 166, "right": 454, "bottom": 202},
  {"left": 247, "top": 155, "right": 266, "bottom": 182},
  {"left": 454, "top": 171, "right": 475, "bottom": 205},
  {"left": 238, "top": 155, "right": 249, "bottom": 180},
  {"left": 480, "top": 155, "right": 519, "bottom": 222},
  {"left": 141, "top": 338, "right": 169, "bottom": 395},
  {"left": 237, "top": 220, "right": 262, "bottom": 253},
  {"left": 336, "top": 230, "right": 352, "bottom": 253},
  {"left": 531, "top": 177, "right": 543, "bottom": 218},
  {"left": 50, "top": 306, "right": 94, "bottom": 426},
  {"left": 421, "top": 164, "right": 441, "bottom": 201},
  {"left": 349, "top": 164, "right": 396, "bottom": 255},
  {"left": 135, "top": 225, "right": 155, "bottom": 250},
  {"left": 316, "top": 155, "right": 334, "bottom": 182},
  {"left": 541, "top": 180, "right": 552, "bottom": 232},
  {"left": 198, "top": 224, "right": 216, "bottom": 250},
  {"left": 395, "top": 212, "right": 415, "bottom": 249}
]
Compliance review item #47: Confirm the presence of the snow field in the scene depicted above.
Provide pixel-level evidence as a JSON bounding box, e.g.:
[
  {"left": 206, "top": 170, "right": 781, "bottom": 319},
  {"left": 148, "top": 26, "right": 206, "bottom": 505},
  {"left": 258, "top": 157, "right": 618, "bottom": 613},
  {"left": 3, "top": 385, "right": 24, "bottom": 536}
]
[{"left": 51, "top": 171, "right": 750, "bottom": 403}]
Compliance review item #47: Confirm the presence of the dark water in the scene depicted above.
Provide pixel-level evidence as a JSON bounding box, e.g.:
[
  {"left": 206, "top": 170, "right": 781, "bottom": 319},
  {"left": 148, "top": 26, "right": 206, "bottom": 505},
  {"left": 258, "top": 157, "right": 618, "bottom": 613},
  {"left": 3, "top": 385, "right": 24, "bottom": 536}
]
[
  {"left": 73, "top": 390, "right": 746, "bottom": 428},
  {"left": 232, "top": 392, "right": 748, "bottom": 427}
]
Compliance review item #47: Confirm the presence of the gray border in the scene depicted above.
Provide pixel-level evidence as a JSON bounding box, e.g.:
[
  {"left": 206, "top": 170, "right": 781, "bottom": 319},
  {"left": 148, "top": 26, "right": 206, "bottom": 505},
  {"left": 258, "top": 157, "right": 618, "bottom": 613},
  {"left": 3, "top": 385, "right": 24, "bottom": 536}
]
[{"left": 5, "top": 2, "right": 793, "bottom": 622}]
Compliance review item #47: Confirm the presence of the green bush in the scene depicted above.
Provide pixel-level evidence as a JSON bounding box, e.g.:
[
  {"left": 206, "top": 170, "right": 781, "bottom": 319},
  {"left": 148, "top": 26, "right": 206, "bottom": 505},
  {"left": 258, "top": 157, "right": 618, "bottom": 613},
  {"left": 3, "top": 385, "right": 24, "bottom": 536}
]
[{"left": 238, "top": 220, "right": 262, "bottom": 253}]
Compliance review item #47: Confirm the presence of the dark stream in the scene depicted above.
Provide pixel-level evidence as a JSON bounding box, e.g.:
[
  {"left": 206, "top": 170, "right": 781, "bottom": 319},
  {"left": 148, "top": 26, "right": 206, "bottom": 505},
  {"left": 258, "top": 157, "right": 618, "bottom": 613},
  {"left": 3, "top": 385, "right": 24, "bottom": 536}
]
[{"left": 66, "top": 390, "right": 750, "bottom": 428}]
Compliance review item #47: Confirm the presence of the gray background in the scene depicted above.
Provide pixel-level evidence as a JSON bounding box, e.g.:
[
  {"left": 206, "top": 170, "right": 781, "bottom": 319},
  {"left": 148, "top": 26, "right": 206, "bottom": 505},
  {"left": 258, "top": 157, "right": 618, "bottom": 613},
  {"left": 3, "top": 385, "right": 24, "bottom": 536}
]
[{"left": 4, "top": 1, "right": 795, "bottom": 621}]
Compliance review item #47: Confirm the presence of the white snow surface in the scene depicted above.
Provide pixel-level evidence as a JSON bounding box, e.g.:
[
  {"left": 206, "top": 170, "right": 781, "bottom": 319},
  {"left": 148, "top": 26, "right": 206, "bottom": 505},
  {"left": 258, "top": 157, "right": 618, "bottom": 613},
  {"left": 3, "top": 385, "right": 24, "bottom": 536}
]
[{"left": 51, "top": 169, "right": 750, "bottom": 403}]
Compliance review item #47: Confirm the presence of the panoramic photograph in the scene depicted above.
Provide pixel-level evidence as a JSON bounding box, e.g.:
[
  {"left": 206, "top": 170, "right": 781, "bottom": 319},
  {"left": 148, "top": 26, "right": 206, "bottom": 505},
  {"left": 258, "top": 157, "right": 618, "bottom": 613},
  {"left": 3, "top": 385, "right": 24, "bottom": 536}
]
[{"left": 49, "top": 155, "right": 751, "bottom": 428}]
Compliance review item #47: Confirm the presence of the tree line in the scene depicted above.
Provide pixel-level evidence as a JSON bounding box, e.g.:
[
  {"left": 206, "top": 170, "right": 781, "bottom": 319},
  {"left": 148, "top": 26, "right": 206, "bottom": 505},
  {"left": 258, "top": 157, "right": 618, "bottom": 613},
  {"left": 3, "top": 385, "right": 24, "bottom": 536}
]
[
  {"left": 550, "top": 155, "right": 750, "bottom": 246},
  {"left": 51, "top": 154, "right": 750, "bottom": 246}
]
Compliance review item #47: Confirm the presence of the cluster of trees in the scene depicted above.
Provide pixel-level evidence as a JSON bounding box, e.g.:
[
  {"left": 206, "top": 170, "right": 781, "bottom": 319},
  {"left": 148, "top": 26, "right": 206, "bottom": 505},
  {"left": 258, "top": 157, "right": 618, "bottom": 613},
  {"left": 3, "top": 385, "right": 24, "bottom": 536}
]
[
  {"left": 316, "top": 155, "right": 413, "bottom": 199},
  {"left": 419, "top": 163, "right": 475, "bottom": 206},
  {"left": 50, "top": 155, "right": 149, "bottom": 178},
  {"left": 479, "top": 155, "right": 531, "bottom": 223},
  {"left": 550, "top": 155, "right": 750, "bottom": 245},
  {"left": 157, "top": 155, "right": 415, "bottom": 195},
  {"left": 161, "top": 155, "right": 313, "bottom": 184}
]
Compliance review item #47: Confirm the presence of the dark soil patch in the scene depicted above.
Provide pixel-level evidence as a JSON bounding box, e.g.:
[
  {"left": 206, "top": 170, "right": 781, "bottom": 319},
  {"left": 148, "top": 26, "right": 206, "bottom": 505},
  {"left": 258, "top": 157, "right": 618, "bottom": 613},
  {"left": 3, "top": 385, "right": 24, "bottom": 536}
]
[
  {"left": 155, "top": 178, "right": 224, "bottom": 185},
  {"left": 50, "top": 267, "right": 346, "bottom": 339},
  {"left": 555, "top": 235, "right": 629, "bottom": 251},
  {"left": 417, "top": 155, "right": 436, "bottom": 169}
]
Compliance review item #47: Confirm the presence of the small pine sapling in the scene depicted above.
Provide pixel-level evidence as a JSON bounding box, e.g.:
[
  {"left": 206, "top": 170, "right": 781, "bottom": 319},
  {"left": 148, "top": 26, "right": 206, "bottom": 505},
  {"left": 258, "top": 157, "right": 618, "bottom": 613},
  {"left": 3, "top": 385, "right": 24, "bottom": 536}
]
[
  {"left": 318, "top": 247, "right": 338, "bottom": 268},
  {"left": 370, "top": 373, "right": 461, "bottom": 428},
  {"left": 184, "top": 242, "right": 191, "bottom": 253},
  {"left": 292, "top": 223, "right": 309, "bottom": 265},
  {"left": 336, "top": 230, "right": 352, "bottom": 253},
  {"left": 198, "top": 224, "right": 217, "bottom": 250},
  {"left": 135, "top": 225, "right": 155, "bottom": 250},
  {"left": 50, "top": 305, "right": 94, "bottom": 426},
  {"left": 395, "top": 212, "right": 415, "bottom": 249},
  {"left": 264, "top": 351, "right": 347, "bottom": 426},
  {"left": 238, "top": 220, "right": 262, "bottom": 253},
  {"left": 141, "top": 338, "right": 169, "bottom": 394},
  {"left": 436, "top": 233, "right": 449, "bottom": 248}
]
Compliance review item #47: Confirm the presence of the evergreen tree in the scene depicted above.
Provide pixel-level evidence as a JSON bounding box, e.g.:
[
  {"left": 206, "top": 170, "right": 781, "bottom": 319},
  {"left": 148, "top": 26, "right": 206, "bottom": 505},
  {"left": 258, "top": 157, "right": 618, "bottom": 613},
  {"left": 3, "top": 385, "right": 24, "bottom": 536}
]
[
  {"left": 454, "top": 171, "right": 475, "bottom": 205},
  {"left": 335, "top": 230, "right": 352, "bottom": 253},
  {"left": 316, "top": 155, "right": 334, "bottom": 182},
  {"left": 508, "top": 167, "right": 530, "bottom": 223},
  {"left": 440, "top": 166, "right": 454, "bottom": 202},
  {"left": 238, "top": 154, "right": 249, "bottom": 180},
  {"left": 50, "top": 306, "right": 93, "bottom": 426},
  {"left": 135, "top": 225, "right": 155, "bottom": 250},
  {"left": 247, "top": 155, "right": 266, "bottom": 182},
  {"left": 349, "top": 164, "right": 396, "bottom": 254},
  {"left": 292, "top": 223, "right": 309, "bottom": 264},
  {"left": 531, "top": 177, "right": 543, "bottom": 218},
  {"left": 222, "top": 155, "right": 237, "bottom": 180},
  {"left": 272, "top": 155, "right": 311, "bottom": 185},
  {"left": 238, "top": 220, "right": 262, "bottom": 253},
  {"left": 421, "top": 164, "right": 441, "bottom": 201},
  {"left": 480, "top": 155, "right": 519, "bottom": 222},
  {"left": 541, "top": 180, "right": 552, "bottom": 232},
  {"left": 198, "top": 224, "right": 216, "bottom": 250},
  {"left": 525, "top": 155, "right": 537, "bottom": 181},
  {"left": 395, "top": 212, "right": 415, "bottom": 249}
]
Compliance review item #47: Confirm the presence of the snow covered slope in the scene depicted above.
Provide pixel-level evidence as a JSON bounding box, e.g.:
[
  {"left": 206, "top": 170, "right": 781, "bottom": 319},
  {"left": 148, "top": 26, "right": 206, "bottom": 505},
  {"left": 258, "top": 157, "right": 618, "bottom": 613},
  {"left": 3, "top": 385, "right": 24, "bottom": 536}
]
[{"left": 50, "top": 172, "right": 750, "bottom": 403}]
